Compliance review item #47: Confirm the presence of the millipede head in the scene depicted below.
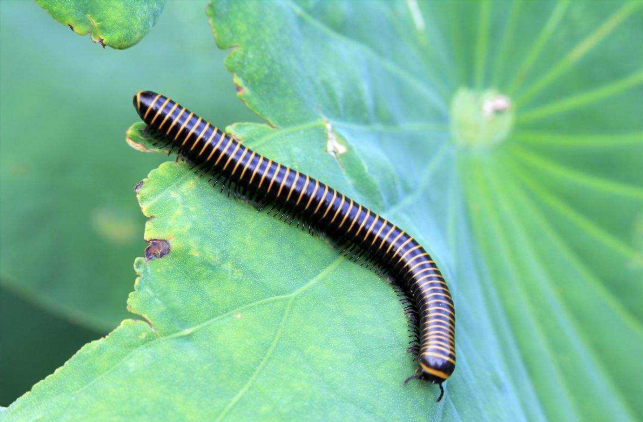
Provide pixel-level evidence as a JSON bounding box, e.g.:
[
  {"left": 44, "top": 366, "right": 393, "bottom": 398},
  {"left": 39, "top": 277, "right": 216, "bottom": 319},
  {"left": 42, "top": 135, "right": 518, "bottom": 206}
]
[
  {"left": 418, "top": 355, "right": 454, "bottom": 386},
  {"left": 404, "top": 363, "right": 448, "bottom": 402},
  {"left": 133, "top": 90, "right": 161, "bottom": 123}
]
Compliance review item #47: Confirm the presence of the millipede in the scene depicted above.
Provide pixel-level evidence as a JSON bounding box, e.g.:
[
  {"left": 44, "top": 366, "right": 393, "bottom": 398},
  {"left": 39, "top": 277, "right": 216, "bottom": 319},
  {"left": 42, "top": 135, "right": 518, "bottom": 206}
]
[{"left": 134, "top": 91, "right": 456, "bottom": 401}]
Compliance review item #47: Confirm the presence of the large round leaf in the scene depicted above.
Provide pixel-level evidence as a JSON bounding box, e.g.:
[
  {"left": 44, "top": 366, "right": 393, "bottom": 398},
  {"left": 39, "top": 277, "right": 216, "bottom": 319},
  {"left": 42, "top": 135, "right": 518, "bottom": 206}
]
[{"left": 5, "top": 1, "right": 642, "bottom": 420}]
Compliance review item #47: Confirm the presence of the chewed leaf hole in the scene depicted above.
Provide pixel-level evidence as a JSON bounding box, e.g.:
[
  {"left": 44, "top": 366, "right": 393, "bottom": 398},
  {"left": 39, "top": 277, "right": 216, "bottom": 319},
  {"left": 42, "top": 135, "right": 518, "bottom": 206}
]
[{"left": 145, "top": 239, "right": 170, "bottom": 261}]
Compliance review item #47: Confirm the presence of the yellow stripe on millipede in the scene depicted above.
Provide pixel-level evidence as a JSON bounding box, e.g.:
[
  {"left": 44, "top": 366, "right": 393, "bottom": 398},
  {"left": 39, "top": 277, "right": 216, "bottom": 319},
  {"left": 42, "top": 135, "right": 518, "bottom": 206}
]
[
  {"left": 423, "top": 292, "right": 451, "bottom": 301},
  {"left": 402, "top": 253, "right": 431, "bottom": 272},
  {"left": 384, "top": 231, "right": 405, "bottom": 256},
  {"left": 231, "top": 147, "right": 249, "bottom": 176},
  {"left": 425, "top": 344, "right": 454, "bottom": 355},
  {"left": 313, "top": 184, "right": 328, "bottom": 215},
  {"left": 266, "top": 163, "right": 281, "bottom": 194},
  {"left": 427, "top": 337, "right": 454, "bottom": 347},
  {"left": 239, "top": 151, "right": 256, "bottom": 181},
  {"left": 222, "top": 142, "right": 242, "bottom": 171},
  {"left": 158, "top": 103, "right": 179, "bottom": 130},
  {"left": 413, "top": 277, "right": 447, "bottom": 292},
  {"left": 321, "top": 189, "right": 336, "bottom": 219},
  {"left": 412, "top": 266, "right": 441, "bottom": 279},
  {"left": 362, "top": 211, "right": 377, "bottom": 242},
  {"left": 423, "top": 319, "right": 454, "bottom": 331},
  {"left": 424, "top": 312, "right": 455, "bottom": 326},
  {"left": 424, "top": 305, "right": 455, "bottom": 319},
  {"left": 257, "top": 159, "right": 273, "bottom": 190},
  {"left": 354, "top": 208, "right": 371, "bottom": 238},
  {"left": 143, "top": 94, "right": 162, "bottom": 119},
  {"left": 182, "top": 117, "right": 202, "bottom": 146},
  {"left": 406, "top": 259, "right": 435, "bottom": 275},
  {"left": 214, "top": 135, "right": 234, "bottom": 166},
  {"left": 329, "top": 194, "right": 345, "bottom": 225},
  {"left": 425, "top": 306, "right": 455, "bottom": 321},
  {"left": 424, "top": 332, "right": 455, "bottom": 344},
  {"left": 273, "top": 164, "right": 286, "bottom": 194},
  {"left": 395, "top": 244, "right": 421, "bottom": 265},
  {"left": 416, "top": 279, "right": 446, "bottom": 292},
  {"left": 424, "top": 299, "right": 454, "bottom": 309},
  {"left": 295, "top": 175, "right": 310, "bottom": 206},
  {"left": 150, "top": 97, "right": 171, "bottom": 125},
  {"left": 206, "top": 131, "right": 226, "bottom": 161},
  {"left": 424, "top": 339, "right": 454, "bottom": 349},
  {"left": 422, "top": 286, "right": 451, "bottom": 294},
  {"left": 419, "top": 363, "right": 450, "bottom": 380},
  {"left": 422, "top": 340, "right": 455, "bottom": 355},
  {"left": 166, "top": 108, "right": 186, "bottom": 136},
  {"left": 425, "top": 333, "right": 455, "bottom": 343},
  {"left": 337, "top": 199, "right": 354, "bottom": 230},
  {"left": 419, "top": 287, "right": 453, "bottom": 300},
  {"left": 378, "top": 224, "right": 396, "bottom": 250},
  {"left": 173, "top": 112, "right": 194, "bottom": 141},
  {"left": 286, "top": 171, "right": 300, "bottom": 202},
  {"left": 426, "top": 322, "right": 455, "bottom": 333},
  {"left": 370, "top": 216, "right": 387, "bottom": 246},
  {"left": 393, "top": 237, "right": 413, "bottom": 258},
  {"left": 345, "top": 203, "right": 362, "bottom": 233},
  {"left": 425, "top": 322, "right": 455, "bottom": 333},
  {"left": 425, "top": 334, "right": 454, "bottom": 343},
  {"left": 423, "top": 330, "right": 454, "bottom": 342},
  {"left": 305, "top": 180, "right": 320, "bottom": 211},
  {"left": 190, "top": 123, "right": 210, "bottom": 151},
  {"left": 427, "top": 341, "right": 455, "bottom": 350},
  {"left": 424, "top": 333, "right": 454, "bottom": 343},
  {"left": 248, "top": 156, "right": 263, "bottom": 186},
  {"left": 414, "top": 274, "right": 446, "bottom": 285}
]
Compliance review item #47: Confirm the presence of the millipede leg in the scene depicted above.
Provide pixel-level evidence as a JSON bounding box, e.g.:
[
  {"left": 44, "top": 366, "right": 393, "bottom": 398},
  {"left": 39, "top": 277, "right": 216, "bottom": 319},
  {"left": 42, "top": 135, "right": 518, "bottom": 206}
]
[
  {"left": 436, "top": 384, "right": 445, "bottom": 402},
  {"left": 403, "top": 372, "right": 421, "bottom": 385}
]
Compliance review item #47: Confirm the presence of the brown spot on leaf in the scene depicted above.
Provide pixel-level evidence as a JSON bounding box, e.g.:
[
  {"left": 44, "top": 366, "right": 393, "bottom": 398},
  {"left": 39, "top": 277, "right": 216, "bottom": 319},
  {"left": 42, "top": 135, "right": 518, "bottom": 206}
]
[
  {"left": 232, "top": 73, "right": 246, "bottom": 96},
  {"left": 235, "top": 83, "right": 245, "bottom": 95},
  {"left": 134, "top": 180, "right": 144, "bottom": 194},
  {"left": 68, "top": 24, "right": 74, "bottom": 31},
  {"left": 145, "top": 239, "right": 170, "bottom": 261}
]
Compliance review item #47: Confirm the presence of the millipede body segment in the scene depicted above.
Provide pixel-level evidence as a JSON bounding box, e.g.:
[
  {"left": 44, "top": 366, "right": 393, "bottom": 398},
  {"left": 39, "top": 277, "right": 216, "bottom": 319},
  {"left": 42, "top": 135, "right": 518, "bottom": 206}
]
[{"left": 134, "top": 91, "right": 456, "bottom": 399}]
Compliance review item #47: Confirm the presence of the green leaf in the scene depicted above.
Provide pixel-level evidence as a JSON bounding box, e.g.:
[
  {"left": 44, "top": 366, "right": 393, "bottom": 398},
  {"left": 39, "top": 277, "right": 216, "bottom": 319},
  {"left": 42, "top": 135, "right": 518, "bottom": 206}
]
[
  {"left": 0, "top": 0, "right": 255, "bottom": 330},
  {"left": 34, "top": 0, "right": 167, "bottom": 49},
  {"left": 6, "top": 1, "right": 643, "bottom": 420}
]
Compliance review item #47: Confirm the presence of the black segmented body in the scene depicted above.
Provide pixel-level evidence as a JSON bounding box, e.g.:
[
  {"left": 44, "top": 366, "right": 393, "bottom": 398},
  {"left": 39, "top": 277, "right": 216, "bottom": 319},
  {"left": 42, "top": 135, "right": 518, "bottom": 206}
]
[{"left": 134, "top": 91, "right": 456, "bottom": 397}]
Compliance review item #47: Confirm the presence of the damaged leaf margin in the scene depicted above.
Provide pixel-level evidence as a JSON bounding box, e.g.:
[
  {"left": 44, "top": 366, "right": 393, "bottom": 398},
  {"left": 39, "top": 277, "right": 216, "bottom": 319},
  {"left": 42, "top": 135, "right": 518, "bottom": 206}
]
[{"left": 35, "top": 0, "right": 167, "bottom": 49}]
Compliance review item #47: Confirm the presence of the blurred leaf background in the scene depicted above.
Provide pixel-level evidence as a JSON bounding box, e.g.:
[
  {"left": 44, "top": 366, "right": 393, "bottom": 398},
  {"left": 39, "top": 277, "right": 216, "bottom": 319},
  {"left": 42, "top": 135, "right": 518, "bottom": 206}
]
[{"left": 0, "top": 0, "right": 256, "bottom": 404}]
